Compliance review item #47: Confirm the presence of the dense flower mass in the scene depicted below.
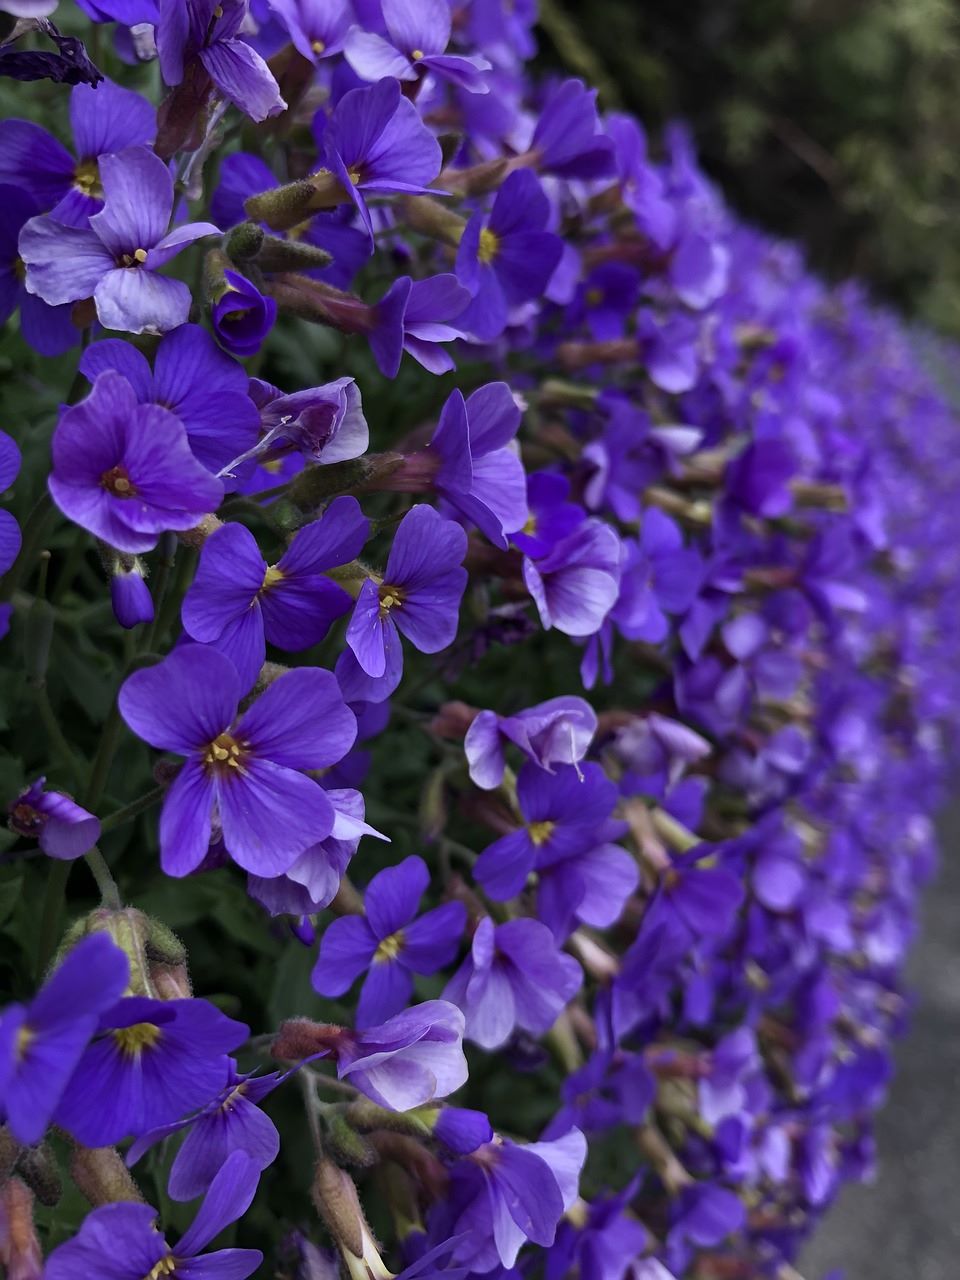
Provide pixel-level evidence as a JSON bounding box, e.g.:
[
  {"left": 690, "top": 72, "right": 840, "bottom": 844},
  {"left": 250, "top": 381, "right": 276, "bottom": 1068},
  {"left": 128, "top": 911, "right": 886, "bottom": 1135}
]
[{"left": 0, "top": 3, "right": 958, "bottom": 1278}]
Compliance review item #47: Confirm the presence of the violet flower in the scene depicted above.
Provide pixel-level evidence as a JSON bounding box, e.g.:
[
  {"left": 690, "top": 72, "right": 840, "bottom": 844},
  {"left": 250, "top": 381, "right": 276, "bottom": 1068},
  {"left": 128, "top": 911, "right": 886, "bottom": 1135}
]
[
  {"left": 464, "top": 695, "right": 597, "bottom": 790},
  {"left": 245, "top": 375, "right": 369, "bottom": 469},
  {"left": 110, "top": 559, "right": 155, "bottom": 630},
  {"left": 0, "top": 934, "right": 129, "bottom": 1145},
  {"left": 398, "top": 273, "right": 471, "bottom": 375},
  {"left": 0, "top": 78, "right": 155, "bottom": 227},
  {"left": 523, "top": 518, "right": 621, "bottom": 637},
  {"left": 322, "top": 77, "right": 443, "bottom": 238},
  {"left": 269, "top": 0, "right": 354, "bottom": 62},
  {"left": 7, "top": 777, "right": 100, "bottom": 859},
  {"left": 0, "top": 429, "right": 20, "bottom": 576},
  {"left": 158, "top": 0, "right": 286, "bottom": 122},
  {"left": 442, "top": 916, "right": 582, "bottom": 1050},
  {"left": 312, "top": 854, "right": 466, "bottom": 1026},
  {"left": 49, "top": 372, "right": 224, "bottom": 554},
  {"left": 455, "top": 169, "right": 563, "bottom": 341},
  {"left": 55, "top": 994, "right": 249, "bottom": 1147},
  {"left": 529, "top": 79, "right": 616, "bottom": 180},
  {"left": 430, "top": 381, "right": 527, "bottom": 548},
  {"left": 211, "top": 268, "right": 277, "bottom": 357},
  {"left": 0, "top": 19, "right": 103, "bottom": 86},
  {"left": 20, "top": 146, "right": 220, "bottom": 334},
  {"left": 45, "top": 1150, "right": 262, "bottom": 1280},
  {"left": 0, "top": 185, "right": 77, "bottom": 356},
  {"left": 346, "top": 504, "right": 468, "bottom": 680},
  {"left": 344, "top": 0, "right": 491, "bottom": 93},
  {"left": 118, "top": 645, "right": 357, "bottom": 877},
  {"left": 335, "top": 999, "right": 468, "bottom": 1111},
  {"left": 182, "top": 496, "right": 369, "bottom": 688},
  {"left": 511, "top": 471, "right": 585, "bottom": 560},
  {"left": 473, "top": 761, "right": 622, "bottom": 900},
  {"left": 80, "top": 324, "right": 262, "bottom": 477}
]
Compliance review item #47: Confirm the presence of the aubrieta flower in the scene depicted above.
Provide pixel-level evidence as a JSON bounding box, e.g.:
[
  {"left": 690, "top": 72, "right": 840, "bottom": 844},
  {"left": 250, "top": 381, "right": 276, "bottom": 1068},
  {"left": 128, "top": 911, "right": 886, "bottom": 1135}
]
[
  {"left": 0, "top": 78, "right": 155, "bottom": 227},
  {"left": 0, "top": 18, "right": 103, "bottom": 87},
  {"left": 79, "top": 323, "right": 261, "bottom": 477},
  {"left": 344, "top": 0, "right": 491, "bottom": 93},
  {"left": 0, "top": 933, "right": 129, "bottom": 1145},
  {"left": 511, "top": 471, "right": 586, "bottom": 560},
  {"left": 20, "top": 145, "right": 220, "bottom": 334},
  {"left": 312, "top": 854, "right": 466, "bottom": 1026},
  {"left": 49, "top": 372, "right": 224, "bottom": 554},
  {"left": 45, "top": 1150, "right": 263, "bottom": 1280},
  {"left": 182, "top": 496, "right": 369, "bottom": 688},
  {"left": 396, "top": 273, "right": 471, "bottom": 375},
  {"left": 157, "top": 0, "right": 286, "bottom": 123},
  {"left": 529, "top": 79, "right": 616, "bottom": 180},
  {"left": 346, "top": 504, "right": 468, "bottom": 681},
  {"left": 523, "top": 518, "right": 622, "bottom": 637},
  {"left": 322, "top": 77, "right": 444, "bottom": 237},
  {"left": 442, "top": 916, "right": 582, "bottom": 1050},
  {"left": 0, "top": 185, "right": 77, "bottom": 356},
  {"left": 430, "top": 381, "right": 528, "bottom": 548},
  {"left": 455, "top": 169, "right": 564, "bottom": 341},
  {"left": 7, "top": 776, "right": 100, "bottom": 858},
  {"left": 473, "top": 761, "right": 622, "bottom": 900},
  {"left": 55, "top": 993, "right": 249, "bottom": 1147},
  {"left": 0, "top": 429, "right": 21, "bottom": 576},
  {"left": 110, "top": 557, "right": 155, "bottom": 630},
  {"left": 211, "top": 268, "right": 278, "bottom": 357},
  {"left": 464, "top": 695, "right": 597, "bottom": 790},
  {"left": 444, "top": 1129, "right": 587, "bottom": 1272},
  {"left": 247, "top": 374, "right": 369, "bottom": 468},
  {"left": 268, "top": 0, "right": 354, "bottom": 63},
  {"left": 118, "top": 645, "right": 357, "bottom": 877}
]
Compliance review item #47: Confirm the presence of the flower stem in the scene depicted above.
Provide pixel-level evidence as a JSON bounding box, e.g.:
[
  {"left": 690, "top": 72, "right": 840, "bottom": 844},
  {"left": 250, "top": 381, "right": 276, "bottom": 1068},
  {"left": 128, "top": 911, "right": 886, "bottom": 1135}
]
[
  {"left": 84, "top": 845, "right": 121, "bottom": 910},
  {"left": 36, "top": 860, "right": 71, "bottom": 976},
  {"left": 99, "top": 785, "right": 166, "bottom": 834}
]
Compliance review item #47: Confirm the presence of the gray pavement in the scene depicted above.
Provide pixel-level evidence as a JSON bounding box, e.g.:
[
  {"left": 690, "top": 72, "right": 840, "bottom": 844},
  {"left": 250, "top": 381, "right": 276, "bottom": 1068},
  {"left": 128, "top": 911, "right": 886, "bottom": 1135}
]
[{"left": 802, "top": 802, "right": 960, "bottom": 1279}]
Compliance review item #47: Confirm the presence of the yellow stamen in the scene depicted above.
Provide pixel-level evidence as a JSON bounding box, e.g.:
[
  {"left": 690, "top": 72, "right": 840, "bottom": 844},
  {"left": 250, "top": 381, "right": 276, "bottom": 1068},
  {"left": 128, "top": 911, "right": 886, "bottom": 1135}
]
[
  {"left": 133, "top": 248, "right": 148, "bottom": 263},
  {"left": 527, "top": 820, "right": 555, "bottom": 847},
  {"left": 311, "top": 38, "right": 326, "bottom": 53},
  {"left": 203, "top": 731, "right": 248, "bottom": 774},
  {"left": 477, "top": 227, "right": 499, "bottom": 265},
  {"left": 73, "top": 158, "right": 102, "bottom": 199},
  {"left": 585, "top": 286, "right": 604, "bottom": 307},
  {"left": 411, "top": 48, "right": 425, "bottom": 60},
  {"left": 101, "top": 465, "right": 137, "bottom": 498},
  {"left": 521, "top": 514, "right": 537, "bottom": 537},
  {"left": 378, "top": 584, "right": 404, "bottom": 618},
  {"left": 16, "top": 1025, "right": 34, "bottom": 1061},
  {"left": 146, "top": 1258, "right": 177, "bottom": 1280},
  {"left": 374, "top": 932, "right": 404, "bottom": 963},
  {"left": 347, "top": 167, "right": 362, "bottom": 187},
  {"left": 262, "top": 564, "right": 285, "bottom": 591},
  {"left": 113, "top": 1022, "right": 161, "bottom": 1057}
]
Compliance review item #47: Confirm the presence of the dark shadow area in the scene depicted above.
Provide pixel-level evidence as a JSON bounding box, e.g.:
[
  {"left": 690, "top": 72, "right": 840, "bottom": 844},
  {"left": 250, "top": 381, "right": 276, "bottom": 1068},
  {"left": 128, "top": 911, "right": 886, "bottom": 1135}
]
[{"left": 803, "top": 798, "right": 960, "bottom": 1279}]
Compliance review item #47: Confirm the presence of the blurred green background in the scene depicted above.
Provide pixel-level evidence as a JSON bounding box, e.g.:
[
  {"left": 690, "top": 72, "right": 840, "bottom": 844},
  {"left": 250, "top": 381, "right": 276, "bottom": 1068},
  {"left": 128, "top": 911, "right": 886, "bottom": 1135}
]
[{"left": 539, "top": 0, "right": 960, "bottom": 335}]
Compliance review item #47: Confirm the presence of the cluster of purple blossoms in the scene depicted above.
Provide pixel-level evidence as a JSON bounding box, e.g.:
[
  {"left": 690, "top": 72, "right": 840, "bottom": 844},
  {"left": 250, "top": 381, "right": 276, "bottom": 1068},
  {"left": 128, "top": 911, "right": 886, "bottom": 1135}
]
[{"left": 1, "top": 2, "right": 958, "bottom": 1279}]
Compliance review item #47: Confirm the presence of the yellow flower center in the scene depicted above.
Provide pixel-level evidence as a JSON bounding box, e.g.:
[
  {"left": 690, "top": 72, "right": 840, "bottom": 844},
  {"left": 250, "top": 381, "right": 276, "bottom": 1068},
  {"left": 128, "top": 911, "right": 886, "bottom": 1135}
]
[
  {"left": 262, "top": 564, "right": 285, "bottom": 591},
  {"left": 378, "top": 584, "right": 404, "bottom": 618},
  {"left": 203, "top": 731, "right": 248, "bottom": 774},
  {"left": 521, "top": 513, "right": 537, "bottom": 537},
  {"left": 527, "top": 820, "right": 555, "bottom": 847},
  {"left": 585, "top": 286, "right": 604, "bottom": 307},
  {"left": 118, "top": 248, "right": 148, "bottom": 267},
  {"left": 145, "top": 1258, "right": 177, "bottom": 1280},
  {"left": 411, "top": 48, "right": 425, "bottom": 60},
  {"left": 16, "top": 1025, "right": 34, "bottom": 1061},
  {"left": 311, "top": 38, "right": 326, "bottom": 53},
  {"left": 13, "top": 256, "right": 25, "bottom": 283},
  {"left": 113, "top": 1022, "right": 162, "bottom": 1057},
  {"left": 73, "top": 158, "right": 102, "bottom": 199},
  {"left": 347, "top": 166, "right": 363, "bottom": 187},
  {"left": 477, "top": 227, "right": 499, "bottom": 265},
  {"left": 374, "top": 931, "right": 404, "bottom": 963},
  {"left": 101, "top": 465, "right": 137, "bottom": 498}
]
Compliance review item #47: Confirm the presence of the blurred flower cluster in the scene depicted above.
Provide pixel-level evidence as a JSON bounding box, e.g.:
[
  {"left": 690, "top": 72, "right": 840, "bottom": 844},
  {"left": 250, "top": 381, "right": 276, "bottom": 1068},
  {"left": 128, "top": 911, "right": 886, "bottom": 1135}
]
[{"left": 1, "top": 2, "right": 958, "bottom": 1278}]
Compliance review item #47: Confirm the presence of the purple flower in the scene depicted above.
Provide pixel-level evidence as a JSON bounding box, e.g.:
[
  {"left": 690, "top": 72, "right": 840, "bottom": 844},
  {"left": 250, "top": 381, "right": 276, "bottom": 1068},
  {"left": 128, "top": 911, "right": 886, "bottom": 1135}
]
[
  {"left": 45, "top": 1150, "right": 262, "bottom": 1280},
  {"left": 346, "top": 504, "right": 468, "bottom": 679},
  {"left": 335, "top": 999, "right": 468, "bottom": 1111},
  {"left": 20, "top": 146, "right": 220, "bottom": 334},
  {"left": 511, "top": 471, "right": 585, "bottom": 559},
  {"left": 530, "top": 79, "right": 616, "bottom": 180},
  {"left": 0, "top": 430, "right": 21, "bottom": 576},
  {"left": 442, "top": 917, "right": 582, "bottom": 1050},
  {"left": 344, "top": 0, "right": 491, "bottom": 93},
  {"left": 523, "top": 518, "right": 621, "bottom": 637},
  {"left": 182, "top": 497, "right": 369, "bottom": 688},
  {"left": 612, "top": 509, "right": 703, "bottom": 645},
  {"left": 212, "top": 268, "right": 277, "bottom": 357},
  {"left": 269, "top": 0, "right": 354, "bottom": 62},
  {"left": 118, "top": 645, "right": 357, "bottom": 877},
  {"left": 7, "top": 777, "right": 100, "bottom": 859},
  {"left": 446, "top": 1129, "right": 587, "bottom": 1271},
  {"left": 79, "top": 324, "right": 262, "bottom": 477},
  {"left": 455, "top": 169, "right": 563, "bottom": 341},
  {"left": 474, "top": 761, "right": 621, "bottom": 900},
  {"left": 127, "top": 1060, "right": 294, "bottom": 1200},
  {"left": 431, "top": 382, "right": 527, "bottom": 548},
  {"left": 399, "top": 273, "right": 471, "bottom": 375},
  {"left": 0, "top": 934, "right": 129, "bottom": 1145},
  {"left": 110, "top": 559, "right": 155, "bottom": 629},
  {"left": 158, "top": 0, "right": 286, "bottom": 122},
  {"left": 546, "top": 1182, "right": 649, "bottom": 1280},
  {"left": 49, "top": 372, "right": 223, "bottom": 554},
  {"left": 312, "top": 855, "right": 466, "bottom": 1026},
  {"left": 246, "top": 375, "right": 369, "bottom": 468},
  {"left": 0, "top": 78, "right": 155, "bottom": 228},
  {"left": 323, "top": 77, "right": 443, "bottom": 237},
  {"left": 665, "top": 1184, "right": 745, "bottom": 1273},
  {"left": 568, "top": 262, "right": 641, "bottom": 341},
  {"left": 0, "top": 185, "right": 77, "bottom": 356},
  {"left": 0, "top": 19, "right": 103, "bottom": 87},
  {"left": 536, "top": 840, "right": 638, "bottom": 944},
  {"left": 464, "top": 695, "right": 597, "bottom": 790},
  {"left": 55, "top": 994, "right": 248, "bottom": 1146},
  {"left": 248, "top": 787, "right": 385, "bottom": 916},
  {"left": 648, "top": 849, "right": 745, "bottom": 943}
]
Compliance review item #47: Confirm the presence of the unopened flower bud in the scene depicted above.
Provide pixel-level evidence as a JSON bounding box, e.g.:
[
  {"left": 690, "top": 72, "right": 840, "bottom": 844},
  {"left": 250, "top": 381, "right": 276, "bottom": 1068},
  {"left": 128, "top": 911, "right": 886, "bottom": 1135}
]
[
  {"left": 70, "top": 1145, "right": 143, "bottom": 1206},
  {"left": 245, "top": 171, "right": 350, "bottom": 232},
  {"left": 400, "top": 194, "right": 466, "bottom": 247},
  {"left": 15, "top": 1143, "right": 61, "bottom": 1208},
  {"left": 108, "top": 556, "right": 153, "bottom": 630},
  {"left": 0, "top": 1178, "right": 42, "bottom": 1280},
  {"left": 272, "top": 1018, "right": 344, "bottom": 1061}
]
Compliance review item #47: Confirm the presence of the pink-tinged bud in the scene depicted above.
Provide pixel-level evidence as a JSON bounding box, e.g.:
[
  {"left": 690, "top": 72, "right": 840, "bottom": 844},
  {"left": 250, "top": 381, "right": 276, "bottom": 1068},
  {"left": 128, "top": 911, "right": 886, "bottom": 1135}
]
[
  {"left": 429, "top": 701, "right": 480, "bottom": 741},
  {"left": 0, "top": 1178, "right": 43, "bottom": 1280},
  {"left": 70, "top": 1146, "right": 143, "bottom": 1207},
  {"left": 557, "top": 337, "right": 638, "bottom": 372},
  {"left": 272, "top": 1018, "right": 344, "bottom": 1061}
]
